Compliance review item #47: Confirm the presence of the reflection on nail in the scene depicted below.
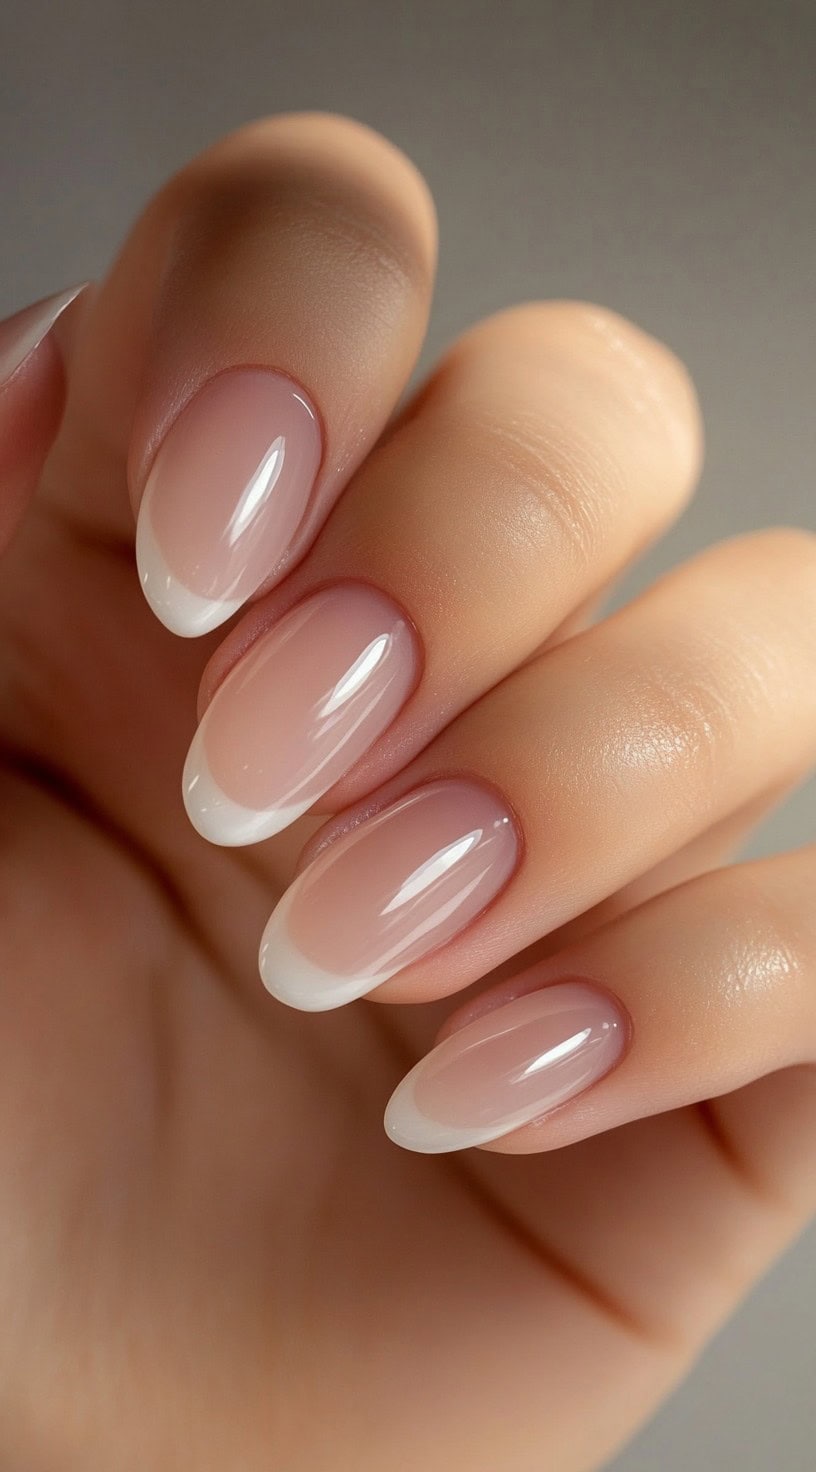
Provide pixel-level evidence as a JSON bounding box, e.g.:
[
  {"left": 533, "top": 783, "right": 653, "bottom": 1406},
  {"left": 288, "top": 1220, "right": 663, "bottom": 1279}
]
[
  {"left": 260, "top": 779, "right": 519, "bottom": 1010},
  {"left": 385, "top": 980, "right": 629, "bottom": 1152},
  {"left": 136, "top": 370, "right": 322, "bottom": 636},
  {"left": 183, "top": 584, "right": 419, "bottom": 845}
]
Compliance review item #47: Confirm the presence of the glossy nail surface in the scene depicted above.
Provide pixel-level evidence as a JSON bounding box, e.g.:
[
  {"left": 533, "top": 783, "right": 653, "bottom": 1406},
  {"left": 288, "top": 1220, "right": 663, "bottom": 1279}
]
[
  {"left": 183, "top": 584, "right": 419, "bottom": 845},
  {"left": 136, "top": 370, "right": 322, "bottom": 637},
  {"left": 260, "top": 779, "right": 519, "bottom": 1010},
  {"left": 385, "top": 980, "right": 628, "bottom": 1153},
  {"left": 0, "top": 285, "right": 85, "bottom": 384}
]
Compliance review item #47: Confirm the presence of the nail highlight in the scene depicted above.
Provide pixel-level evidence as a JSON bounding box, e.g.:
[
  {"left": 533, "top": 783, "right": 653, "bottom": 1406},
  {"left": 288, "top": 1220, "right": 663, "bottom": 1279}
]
[
  {"left": 136, "top": 370, "right": 322, "bottom": 637},
  {"left": 0, "top": 285, "right": 85, "bottom": 385},
  {"left": 260, "top": 779, "right": 519, "bottom": 1010},
  {"left": 183, "top": 584, "right": 419, "bottom": 845},
  {"left": 384, "top": 980, "right": 628, "bottom": 1153}
]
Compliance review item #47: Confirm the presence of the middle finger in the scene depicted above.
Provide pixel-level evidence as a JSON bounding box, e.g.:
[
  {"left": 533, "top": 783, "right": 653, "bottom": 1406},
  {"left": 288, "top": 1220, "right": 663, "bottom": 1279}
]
[{"left": 185, "top": 302, "right": 700, "bottom": 844}]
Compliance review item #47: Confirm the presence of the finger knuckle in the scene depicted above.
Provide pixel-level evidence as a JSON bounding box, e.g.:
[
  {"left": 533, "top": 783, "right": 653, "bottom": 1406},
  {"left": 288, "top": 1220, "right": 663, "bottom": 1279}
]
[
  {"left": 614, "top": 654, "right": 736, "bottom": 803},
  {"left": 465, "top": 409, "right": 616, "bottom": 571}
]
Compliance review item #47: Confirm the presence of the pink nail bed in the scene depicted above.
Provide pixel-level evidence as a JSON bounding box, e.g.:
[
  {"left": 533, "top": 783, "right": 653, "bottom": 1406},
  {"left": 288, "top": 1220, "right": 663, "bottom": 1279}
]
[
  {"left": 259, "top": 779, "right": 520, "bottom": 1010},
  {"left": 384, "top": 980, "right": 628, "bottom": 1153},
  {"left": 183, "top": 584, "right": 419, "bottom": 845},
  {"left": 136, "top": 370, "right": 322, "bottom": 636}
]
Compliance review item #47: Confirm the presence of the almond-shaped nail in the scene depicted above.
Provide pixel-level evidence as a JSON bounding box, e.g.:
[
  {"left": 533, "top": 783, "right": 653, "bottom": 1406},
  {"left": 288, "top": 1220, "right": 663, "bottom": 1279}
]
[
  {"left": 260, "top": 779, "right": 519, "bottom": 1010},
  {"left": 0, "top": 285, "right": 85, "bottom": 385},
  {"left": 135, "top": 370, "right": 322, "bottom": 637},
  {"left": 183, "top": 584, "right": 419, "bottom": 845},
  {"left": 384, "top": 981, "right": 629, "bottom": 1153}
]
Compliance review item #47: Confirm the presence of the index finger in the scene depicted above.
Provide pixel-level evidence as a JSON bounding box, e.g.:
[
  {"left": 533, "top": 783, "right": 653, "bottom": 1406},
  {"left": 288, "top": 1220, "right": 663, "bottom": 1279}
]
[{"left": 48, "top": 115, "right": 437, "bottom": 635}]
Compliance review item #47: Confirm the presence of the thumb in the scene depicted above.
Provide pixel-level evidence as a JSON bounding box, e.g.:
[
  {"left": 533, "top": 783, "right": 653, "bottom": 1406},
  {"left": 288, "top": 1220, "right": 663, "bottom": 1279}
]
[{"left": 0, "top": 285, "right": 87, "bottom": 550}]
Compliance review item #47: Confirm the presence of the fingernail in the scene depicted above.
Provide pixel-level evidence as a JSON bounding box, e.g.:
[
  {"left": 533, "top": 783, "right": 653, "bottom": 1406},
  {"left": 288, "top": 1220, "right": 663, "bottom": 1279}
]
[
  {"left": 384, "top": 981, "right": 629, "bottom": 1153},
  {"left": 183, "top": 584, "right": 419, "bottom": 845},
  {"left": 135, "top": 370, "right": 322, "bottom": 637},
  {"left": 260, "top": 779, "right": 519, "bottom": 1010},
  {"left": 0, "top": 285, "right": 85, "bottom": 385}
]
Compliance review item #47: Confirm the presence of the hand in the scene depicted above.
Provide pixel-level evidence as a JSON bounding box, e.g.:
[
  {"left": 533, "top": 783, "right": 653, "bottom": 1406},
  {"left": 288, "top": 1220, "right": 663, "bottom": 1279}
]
[{"left": 2, "top": 115, "right": 814, "bottom": 1472}]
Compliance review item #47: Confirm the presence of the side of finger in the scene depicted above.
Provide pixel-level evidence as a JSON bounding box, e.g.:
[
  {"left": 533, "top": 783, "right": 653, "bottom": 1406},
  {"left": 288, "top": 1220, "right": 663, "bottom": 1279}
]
[{"left": 518, "top": 777, "right": 805, "bottom": 964}]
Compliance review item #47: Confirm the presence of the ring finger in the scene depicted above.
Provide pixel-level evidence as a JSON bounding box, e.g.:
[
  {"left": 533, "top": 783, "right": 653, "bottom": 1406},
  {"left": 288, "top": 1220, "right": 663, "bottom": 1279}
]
[{"left": 258, "top": 528, "right": 816, "bottom": 1009}]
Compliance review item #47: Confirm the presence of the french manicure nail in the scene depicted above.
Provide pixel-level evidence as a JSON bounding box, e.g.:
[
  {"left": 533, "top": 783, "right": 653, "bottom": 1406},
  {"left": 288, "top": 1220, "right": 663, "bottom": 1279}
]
[
  {"left": 183, "top": 584, "right": 419, "bottom": 845},
  {"left": 135, "top": 370, "right": 322, "bottom": 637},
  {"left": 0, "top": 285, "right": 85, "bottom": 385},
  {"left": 259, "top": 779, "right": 519, "bottom": 1010},
  {"left": 384, "top": 980, "right": 629, "bottom": 1153}
]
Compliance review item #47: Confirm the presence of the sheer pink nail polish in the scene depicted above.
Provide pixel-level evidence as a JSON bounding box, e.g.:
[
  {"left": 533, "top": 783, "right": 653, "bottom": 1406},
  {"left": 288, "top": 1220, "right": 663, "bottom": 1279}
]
[
  {"left": 183, "top": 584, "right": 419, "bottom": 845},
  {"left": 135, "top": 370, "right": 322, "bottom": 637},
  {"left": 259, "top": 779, "right": 520, "bottom": 1010},
  {"left": 384, "top": 981, "right": 629, "bottom": 1152}
]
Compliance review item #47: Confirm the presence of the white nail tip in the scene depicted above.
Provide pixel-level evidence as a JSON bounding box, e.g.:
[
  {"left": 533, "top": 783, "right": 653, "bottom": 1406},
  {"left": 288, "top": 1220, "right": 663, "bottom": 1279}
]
[
  {"left": 38, "top": 282, "right": 87, "bottom": 319},
  {"left": 259, "top": 887, "right": 391, "bottom": 1011},
  {"left": 182, "top": 732, "right": 312, "bottom": 846},
  {"left": 1, "top": 283, "right": 87, "bottom": 383},
  {"left": 34, "top": 283, "right": 87, "bottom": 332},
  {"left": 383, "top": 1074, "right": 514, "bottom": 1154},
  {"left": 135, "top": 505, "right": 242, "bottom": 637}
]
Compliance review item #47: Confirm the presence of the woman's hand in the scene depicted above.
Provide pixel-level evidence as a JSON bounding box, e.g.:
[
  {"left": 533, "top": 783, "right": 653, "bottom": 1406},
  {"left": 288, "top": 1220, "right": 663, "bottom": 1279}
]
[{"left": 2, "top": 115, "right": 815, "bottom": 1472}]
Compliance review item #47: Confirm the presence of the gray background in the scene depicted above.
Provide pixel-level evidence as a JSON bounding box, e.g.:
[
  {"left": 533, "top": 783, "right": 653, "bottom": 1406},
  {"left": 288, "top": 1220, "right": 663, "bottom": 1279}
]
[{"left": 1, "top": 0, "right": 814, "bottom": 1466}]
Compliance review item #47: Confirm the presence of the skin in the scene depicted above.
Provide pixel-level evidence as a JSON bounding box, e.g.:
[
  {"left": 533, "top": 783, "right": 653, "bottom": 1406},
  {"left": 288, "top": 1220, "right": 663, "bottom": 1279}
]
[{"left": 1, "top": 115, "right": 815, "bottom": 1471}]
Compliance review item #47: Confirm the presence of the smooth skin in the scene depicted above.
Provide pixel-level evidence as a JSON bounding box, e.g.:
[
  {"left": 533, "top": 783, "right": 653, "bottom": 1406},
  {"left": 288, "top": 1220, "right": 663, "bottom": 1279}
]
[{"left": 1, "top": 115, "right": 816, "bottom": 1471}]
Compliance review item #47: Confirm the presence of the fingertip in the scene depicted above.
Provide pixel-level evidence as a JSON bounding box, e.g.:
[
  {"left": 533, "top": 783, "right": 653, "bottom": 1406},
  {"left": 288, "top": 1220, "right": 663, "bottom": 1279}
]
[{"left": 199, "top": 112, "right": 439, "bottom": 281}]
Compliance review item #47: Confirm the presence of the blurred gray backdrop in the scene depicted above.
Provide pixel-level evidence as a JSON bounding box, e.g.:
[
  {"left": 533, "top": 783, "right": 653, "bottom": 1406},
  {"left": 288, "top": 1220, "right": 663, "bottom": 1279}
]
[{"left": 1, "top": 0, "right": 814, "bottom": 1466}]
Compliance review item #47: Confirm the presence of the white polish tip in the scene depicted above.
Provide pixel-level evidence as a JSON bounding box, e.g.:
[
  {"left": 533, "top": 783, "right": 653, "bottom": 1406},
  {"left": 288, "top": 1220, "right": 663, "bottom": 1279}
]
[
  {"left": 182, "top": 732, "right": 312, "bottom": 847},
  {"left": 258, "top": 888, "right": 390, "bottom": 1011},
  {"left": 383, "top": 1074, "right": 508, "bottom": 1154},
  {"left": 135, "top": 508, "right": 242, "bottom": 638}
]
